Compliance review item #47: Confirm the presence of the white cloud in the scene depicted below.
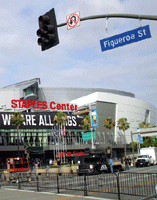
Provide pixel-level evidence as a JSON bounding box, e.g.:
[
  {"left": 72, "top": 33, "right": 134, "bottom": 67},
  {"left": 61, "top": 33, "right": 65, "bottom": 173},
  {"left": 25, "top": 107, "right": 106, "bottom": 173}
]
[{"left": 0, "top": 0, "right": 157, "bottom": 113}]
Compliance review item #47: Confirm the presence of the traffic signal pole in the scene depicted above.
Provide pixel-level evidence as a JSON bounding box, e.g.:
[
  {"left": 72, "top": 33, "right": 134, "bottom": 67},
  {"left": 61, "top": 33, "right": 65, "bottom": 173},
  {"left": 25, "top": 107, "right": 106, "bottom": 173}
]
[
  {"left": 37, "top": 8, "right": 59, "bottom": 51},
  {"left": 57, "top": 13, "right": 157, "bottom": 27},
  {"left": 37, "top": 9, "right": 157, "bottom": 50}
]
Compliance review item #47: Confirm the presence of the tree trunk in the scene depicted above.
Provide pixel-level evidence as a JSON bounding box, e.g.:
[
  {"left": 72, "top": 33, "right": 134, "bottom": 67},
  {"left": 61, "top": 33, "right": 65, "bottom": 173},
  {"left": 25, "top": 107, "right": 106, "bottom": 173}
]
[
  {"left": 109, "top": 130, "right": 113, "bottom": 158},
  {"left": 17, "top": 128, "right": 19, "bottom": 157},
  {"left": 124, "top": 130, "right": 126, "bottom": 157}
]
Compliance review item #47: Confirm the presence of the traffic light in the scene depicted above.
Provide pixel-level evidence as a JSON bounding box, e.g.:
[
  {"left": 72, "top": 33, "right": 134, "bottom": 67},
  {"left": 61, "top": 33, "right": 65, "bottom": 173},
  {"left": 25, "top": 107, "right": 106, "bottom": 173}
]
[{"left": 37, "top": 8, "right": 59, "bottom": 51}]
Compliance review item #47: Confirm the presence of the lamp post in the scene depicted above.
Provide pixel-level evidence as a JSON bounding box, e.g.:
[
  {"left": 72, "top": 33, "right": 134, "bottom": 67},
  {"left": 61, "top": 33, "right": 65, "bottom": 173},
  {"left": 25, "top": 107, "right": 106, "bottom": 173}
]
[
  {"left": 89, "top": 111, "right": 94, "bottom": 149},
  {"left": 131, "top": 131, "right": 135, "bottom": 166},
  {"left": 88, "top": 103, "right": 96, "bottom": 149}
]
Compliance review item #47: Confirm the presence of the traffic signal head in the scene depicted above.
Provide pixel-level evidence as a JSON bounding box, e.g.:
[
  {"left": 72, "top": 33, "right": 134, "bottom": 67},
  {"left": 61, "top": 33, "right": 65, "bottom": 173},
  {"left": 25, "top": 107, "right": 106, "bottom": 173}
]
[{"left": 37, "top": 8, "right": 59, "bottom": 51}]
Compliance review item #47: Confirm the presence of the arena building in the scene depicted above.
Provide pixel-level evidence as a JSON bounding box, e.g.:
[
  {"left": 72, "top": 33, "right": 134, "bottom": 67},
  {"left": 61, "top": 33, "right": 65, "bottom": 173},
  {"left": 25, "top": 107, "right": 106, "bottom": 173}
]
[{"left": 0, "top": 78, "right": 156, "bottom": 167}]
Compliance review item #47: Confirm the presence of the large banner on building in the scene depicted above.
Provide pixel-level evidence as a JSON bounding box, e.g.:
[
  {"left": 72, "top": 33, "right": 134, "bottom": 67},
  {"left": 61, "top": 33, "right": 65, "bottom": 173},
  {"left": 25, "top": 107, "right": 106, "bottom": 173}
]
[
  {"left": 0, "top": 112, "right": 84, "bottom": 129},
  {"left": 91, "top": 109, "right": 99, "bottom": 127}
]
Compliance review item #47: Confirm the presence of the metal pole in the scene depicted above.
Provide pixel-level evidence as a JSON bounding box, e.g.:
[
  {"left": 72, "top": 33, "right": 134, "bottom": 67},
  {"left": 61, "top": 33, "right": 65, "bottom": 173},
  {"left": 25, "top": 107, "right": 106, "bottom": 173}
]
[
  {"left": 36, "top": 175, "right": 39, "bottom": 192},
  {"left": 106, "top": 17, "right": 109, "bottom": 37},
  {"left": 91, "top": 129, "right": 94, "bottom": 149},
  {"left": 84, "top": 173, "right": 88, "bottom": 196},
  {"left": 17, "top": 129, "right": 19, "bottom": 157},
  {"left": 131, "top": 131, "right": 135, "bottom": 166},
  {"left": 18, "top": 176, "right": 21, "bottom": 190},
  {"left": 138, "top": 142, "right": 140, "bottom": 155},
  {"left": 89, "top": 105, "right": 94, "bottom": 149},
  {"left": 139, "top": 143, "right": 141, "bottom": 154},
  {"left": 64, "top": 124, "right": 67, "bottom": 163},
  {"left": 57, "top": 173, "right": 59, "bottom": 193},
  {"left": 52, "top": 127, "right": 56, "bottom": 161},
  {"left": 116, "top": 172, "right": 121, "bottom": 200},
  {"left": 58, "top": 13, "right": 157, "bottom": 27}
]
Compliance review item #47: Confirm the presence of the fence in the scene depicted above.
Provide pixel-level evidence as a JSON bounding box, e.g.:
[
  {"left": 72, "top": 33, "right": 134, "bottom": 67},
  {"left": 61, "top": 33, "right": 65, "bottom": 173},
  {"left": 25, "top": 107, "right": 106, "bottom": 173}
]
[{"left": 1, "top": 172, "right": 157, "bottom": 200}]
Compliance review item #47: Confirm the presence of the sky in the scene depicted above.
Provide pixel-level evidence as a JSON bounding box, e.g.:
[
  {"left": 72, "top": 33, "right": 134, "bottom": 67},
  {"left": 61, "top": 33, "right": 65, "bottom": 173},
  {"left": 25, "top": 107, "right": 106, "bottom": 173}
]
[{"left": 0, "top": 0, "right": 157, "bottom": 110}]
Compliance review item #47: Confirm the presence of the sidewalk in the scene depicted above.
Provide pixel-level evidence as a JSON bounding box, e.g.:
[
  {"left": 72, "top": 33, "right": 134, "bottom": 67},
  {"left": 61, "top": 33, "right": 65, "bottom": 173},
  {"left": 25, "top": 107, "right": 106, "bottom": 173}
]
[{"left": 0, "top": 187, "right": 115, "bottom": 200}]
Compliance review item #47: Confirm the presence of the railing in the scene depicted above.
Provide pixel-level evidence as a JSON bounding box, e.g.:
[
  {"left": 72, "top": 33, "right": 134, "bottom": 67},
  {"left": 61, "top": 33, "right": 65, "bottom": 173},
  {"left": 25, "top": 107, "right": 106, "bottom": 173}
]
[{"left": 1, "top": 172, "right": 157, "bottom": 200}]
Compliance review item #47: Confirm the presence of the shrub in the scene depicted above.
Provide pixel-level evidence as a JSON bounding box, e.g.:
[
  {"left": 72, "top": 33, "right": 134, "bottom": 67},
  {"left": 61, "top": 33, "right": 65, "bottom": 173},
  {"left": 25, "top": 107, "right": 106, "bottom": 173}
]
[
  {"left": 72, "top": 164, "right": 78, "bottom": 166},
  {"left": 38, "top": 166, "right": 46, "bottom": 169},
  {"left": 61, "top": 164, "right": 71, "bottom": 167},
  {"left": 49, "top": 165, "right": 59, "bottom": 169}
]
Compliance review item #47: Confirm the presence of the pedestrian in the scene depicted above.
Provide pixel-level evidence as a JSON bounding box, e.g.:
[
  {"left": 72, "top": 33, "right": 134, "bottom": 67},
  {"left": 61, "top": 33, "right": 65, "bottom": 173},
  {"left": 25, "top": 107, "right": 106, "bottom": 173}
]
[
  {"left": 128, "top": 156, "right": 131, "bottom": 167},
  {"left": 121, "top": 157, "right": 124, "bottom": 165},
  {"left": 124, "top": 157, "right": 129, "bottom": 170},
  {"left": 109, "top": 158, "right": 114, "bottom": 173},
  {"left": 38, "top": 159, "right": 41, "bottom": 168},
  {"left": 49, "top": 159, "right": 53, "bottom": 166},
  {"left": 57, "top": 159, "right": 61, "bottom": 166}
]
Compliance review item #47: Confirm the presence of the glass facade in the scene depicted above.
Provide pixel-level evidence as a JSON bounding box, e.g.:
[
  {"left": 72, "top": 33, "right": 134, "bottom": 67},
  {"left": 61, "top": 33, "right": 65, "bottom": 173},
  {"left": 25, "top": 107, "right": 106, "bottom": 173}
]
[
  {"left": 24, "top": 87, "right": 38, "bottom": 96},
  {"left": 0, "top": 128, "right": 87, "bottom": 147}
]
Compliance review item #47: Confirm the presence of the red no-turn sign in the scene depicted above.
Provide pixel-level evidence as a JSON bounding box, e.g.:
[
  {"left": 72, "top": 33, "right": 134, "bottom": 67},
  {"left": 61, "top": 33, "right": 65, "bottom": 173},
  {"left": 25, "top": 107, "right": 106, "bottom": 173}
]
[{"left": 67, "top": 11, "right": 80, "bottom": 30}]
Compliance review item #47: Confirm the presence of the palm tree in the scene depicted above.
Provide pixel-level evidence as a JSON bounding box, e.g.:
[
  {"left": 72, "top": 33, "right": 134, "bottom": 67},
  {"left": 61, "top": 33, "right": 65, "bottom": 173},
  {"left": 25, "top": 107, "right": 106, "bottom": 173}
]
[
  {"left": 10, "top": 112, "right": 25, "bottom": 157},
  {"left": 53, "top": 112, "right": 68, "bottom": 163},
  {"left": 82, "top": 114, "right": 97, "bottom": 149},
  {"left": 103, "top": 117, "right": 115, "bottom": 158},
  {"left": 138, "top": 121, "right": 150, "bottom": 128},
  {"left": 117, "top": 118, "right": 130, "bottom": 157},
  {"left": 81, "top": 115, "right": 91, "bottom": 131},
  {"left": 54, "top": 112, "right": 68, "bottom": 132}
]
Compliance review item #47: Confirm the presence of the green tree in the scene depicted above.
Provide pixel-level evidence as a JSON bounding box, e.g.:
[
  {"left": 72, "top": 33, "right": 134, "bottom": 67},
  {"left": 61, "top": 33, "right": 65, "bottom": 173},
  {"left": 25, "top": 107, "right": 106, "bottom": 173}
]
[
  {"left": 81, "top": 115, "right": 91, "bottom": 131},
  {"left": 138, "top": 122, "right": 156, "bottom": 148},
  {"left": 117, "top": 118, "right": 130, "bottom": 157},
  {"left": 11, "top": 112, "right": 25, "bottom": 157},
  {"left": 138, "top": 121, "right": 150, "bottom": 128},
  {"left": 141, "top": 137, "right": 154, "bottom": 148},
  {"left": 129, "top": 142, "right": 138, "bottom": 151},
  {"left": 53, "top": 112, "right": 68, "bottom": 137},
  {"left": 54, "top": 112, "right": 68, "bottom": 128},
  {"left": 103, "top": 117, "right": 115, "bottom": 158},
  {"left": 53, "top": 112, "right": 68, "bottom": 163},
  {"left": 153, "top": 138, "right": 157, "bottom": 147}
]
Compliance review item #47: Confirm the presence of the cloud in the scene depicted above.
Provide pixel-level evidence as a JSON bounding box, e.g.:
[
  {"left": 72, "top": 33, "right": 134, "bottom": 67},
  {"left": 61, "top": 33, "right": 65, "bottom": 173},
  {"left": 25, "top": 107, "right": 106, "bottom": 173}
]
[{"left": 0, "top": 0, "right": 157, "bottom": 114}]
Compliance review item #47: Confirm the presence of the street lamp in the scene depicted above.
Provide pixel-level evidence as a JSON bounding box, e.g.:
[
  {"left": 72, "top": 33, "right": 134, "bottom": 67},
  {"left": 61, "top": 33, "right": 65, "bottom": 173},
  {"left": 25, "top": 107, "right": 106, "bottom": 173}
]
[{"left": 88, "top": 103, "right": 96, "bottom": 149}]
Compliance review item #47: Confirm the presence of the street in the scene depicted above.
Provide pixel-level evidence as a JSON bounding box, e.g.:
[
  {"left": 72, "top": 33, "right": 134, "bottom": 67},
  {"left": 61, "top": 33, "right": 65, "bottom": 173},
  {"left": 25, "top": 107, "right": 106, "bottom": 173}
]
[{"left": 126, "top": 164, "right": 157, "bottom": 173}]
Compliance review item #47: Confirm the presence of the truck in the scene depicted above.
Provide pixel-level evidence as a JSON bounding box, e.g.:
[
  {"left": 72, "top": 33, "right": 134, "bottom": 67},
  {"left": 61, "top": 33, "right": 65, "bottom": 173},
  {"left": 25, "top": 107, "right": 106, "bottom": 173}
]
[
  {"left": 6, "top": 157, "right": 31, "bottom": 183},
  {"left": 77, "top": 149, "right": 123, "bottom": 175},
  {"left": 135, "top": 147, "right": 157, "bottom": 167}
]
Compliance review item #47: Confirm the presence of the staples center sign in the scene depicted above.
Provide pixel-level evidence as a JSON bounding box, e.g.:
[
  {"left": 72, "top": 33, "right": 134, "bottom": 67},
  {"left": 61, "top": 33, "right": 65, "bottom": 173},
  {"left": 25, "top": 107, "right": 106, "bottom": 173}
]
[{"left": 11, "top": 100, "right": 77, "bottom": 111}]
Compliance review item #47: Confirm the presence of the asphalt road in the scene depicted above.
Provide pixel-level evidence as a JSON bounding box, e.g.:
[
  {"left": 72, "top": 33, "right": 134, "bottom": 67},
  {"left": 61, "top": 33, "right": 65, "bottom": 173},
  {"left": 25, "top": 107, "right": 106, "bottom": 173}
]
[{"left": 126, "top": 164, "right": 157, "bottom": 173}]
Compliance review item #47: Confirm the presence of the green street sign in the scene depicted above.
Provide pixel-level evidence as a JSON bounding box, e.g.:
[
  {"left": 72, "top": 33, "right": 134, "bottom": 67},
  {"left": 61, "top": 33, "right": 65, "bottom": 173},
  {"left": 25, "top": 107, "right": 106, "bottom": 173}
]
[{"left": 82, "top": 132, "right": 96, "bottom": 141}]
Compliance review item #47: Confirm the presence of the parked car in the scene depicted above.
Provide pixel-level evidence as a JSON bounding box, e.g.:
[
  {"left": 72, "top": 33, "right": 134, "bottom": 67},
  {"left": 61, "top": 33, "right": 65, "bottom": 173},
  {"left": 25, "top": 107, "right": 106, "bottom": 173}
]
[
  {"left": 135, "top": 155, "right": 153, "bottom": 167},
  {"left": 77, "top": 149, "right": 122, "bottom": 175}
]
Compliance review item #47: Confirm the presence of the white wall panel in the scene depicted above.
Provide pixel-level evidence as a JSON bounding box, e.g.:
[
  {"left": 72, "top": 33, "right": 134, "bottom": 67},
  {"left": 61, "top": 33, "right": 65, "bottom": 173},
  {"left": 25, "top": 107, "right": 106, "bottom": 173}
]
[{"left": 71, "top": 92, "right": 156, "bottom": 144}]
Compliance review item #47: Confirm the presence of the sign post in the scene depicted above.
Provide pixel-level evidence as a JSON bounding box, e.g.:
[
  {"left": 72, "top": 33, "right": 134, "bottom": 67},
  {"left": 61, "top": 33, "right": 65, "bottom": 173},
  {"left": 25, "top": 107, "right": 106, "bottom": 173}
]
[
  {"left": 100, "top": 25, "right": 151, "bottom": 52},
  {"left": 90, "top": 109, "right": 99, "bottom": 149},
  {"left": 82, "top": 132, "right": 96, "bottom": 141},
  {"left": 67, "top": 12, "right": 80, "bottom": 30}
]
